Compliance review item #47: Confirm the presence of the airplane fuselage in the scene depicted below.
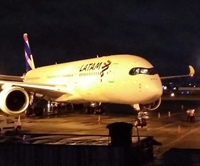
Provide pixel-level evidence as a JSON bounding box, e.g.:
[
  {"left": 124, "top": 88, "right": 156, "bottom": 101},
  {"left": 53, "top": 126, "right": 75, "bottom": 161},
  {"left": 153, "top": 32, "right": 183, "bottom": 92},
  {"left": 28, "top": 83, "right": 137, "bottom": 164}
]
[
  {"left": 24, "top": 54, "right": 163, "bottom": 106},
  {"left": 0, "top": 33, "right": 193, "bottom": 115}
]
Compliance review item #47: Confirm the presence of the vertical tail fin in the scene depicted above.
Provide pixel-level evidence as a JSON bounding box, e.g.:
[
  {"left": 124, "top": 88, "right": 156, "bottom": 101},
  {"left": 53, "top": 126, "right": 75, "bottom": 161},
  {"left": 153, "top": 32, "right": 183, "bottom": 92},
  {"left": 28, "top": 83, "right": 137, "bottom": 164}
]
[{"left": 23, "top": 33, "right": 35, "bottom": 72}]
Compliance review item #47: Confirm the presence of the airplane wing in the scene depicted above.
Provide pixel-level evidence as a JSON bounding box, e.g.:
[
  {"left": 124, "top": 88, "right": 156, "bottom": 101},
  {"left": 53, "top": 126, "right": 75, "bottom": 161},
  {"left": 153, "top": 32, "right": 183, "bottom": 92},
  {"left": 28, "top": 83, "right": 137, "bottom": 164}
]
[
  {"left": 0, "top": 74, "right": 24, "bottom": 82},
  {"left": 161, "top": 65, "right": 195, "bottom": 80},
  {"left": 0, "top": 80, "right": 72, "bottom": 99}
]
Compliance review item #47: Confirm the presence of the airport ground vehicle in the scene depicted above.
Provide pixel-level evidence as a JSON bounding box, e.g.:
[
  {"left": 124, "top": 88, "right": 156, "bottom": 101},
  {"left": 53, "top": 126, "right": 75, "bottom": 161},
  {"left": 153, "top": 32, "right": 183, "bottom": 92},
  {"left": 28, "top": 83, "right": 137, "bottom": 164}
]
[{"left": 0, "top": 115, "right": 21, "bottom": 134}]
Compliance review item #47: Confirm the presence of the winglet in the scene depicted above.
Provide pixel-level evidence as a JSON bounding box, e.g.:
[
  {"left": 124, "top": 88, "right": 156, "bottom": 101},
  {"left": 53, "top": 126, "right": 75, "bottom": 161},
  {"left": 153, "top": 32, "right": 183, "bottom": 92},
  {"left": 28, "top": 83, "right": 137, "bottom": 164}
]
[
  {"left": 161, "top": 65, "right": 195, "bottom": 80},
  {"left": 189, "top": 65, "right": 195, "bottom": 77}
]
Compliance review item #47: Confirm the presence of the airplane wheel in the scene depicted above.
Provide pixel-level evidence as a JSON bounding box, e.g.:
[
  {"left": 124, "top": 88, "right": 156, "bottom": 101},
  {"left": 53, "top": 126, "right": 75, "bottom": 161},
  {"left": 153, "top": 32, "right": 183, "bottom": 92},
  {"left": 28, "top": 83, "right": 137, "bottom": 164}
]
[
  {"left": 142, "top": 118, "right": 147, "bottom": 126},
  {"left": 95, "top": 108, "right": 104, "bottom": 114},
  {"left": 25, "top": 106, "right": 34, "bottom": 117},
  {"left": 34, "top": 107, "right": 44, "bottom": 116},
  {"left": 134, "top": 119, "right": 139, "bottom": 127},
  {"left": 85, "top": 107, "right": 92, "bottom": 114}
]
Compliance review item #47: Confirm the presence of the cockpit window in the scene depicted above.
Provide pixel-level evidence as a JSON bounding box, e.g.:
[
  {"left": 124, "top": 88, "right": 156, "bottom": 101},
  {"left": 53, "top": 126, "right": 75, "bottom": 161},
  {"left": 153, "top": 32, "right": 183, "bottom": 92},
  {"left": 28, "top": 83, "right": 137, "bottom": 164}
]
[{"left": 129, "top": 67, "right": 157, "bottom": 75}]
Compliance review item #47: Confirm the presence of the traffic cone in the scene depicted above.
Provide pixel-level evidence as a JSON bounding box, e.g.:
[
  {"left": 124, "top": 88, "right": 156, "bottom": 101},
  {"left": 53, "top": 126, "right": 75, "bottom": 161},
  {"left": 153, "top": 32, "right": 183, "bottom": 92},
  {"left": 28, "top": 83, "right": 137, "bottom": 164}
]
[
  {"left": 177, "top": 125, "right": 181, "bottom": 134},
  {"left": 98, "top": 115, "right": 101, "bottom": 124},
  {"left": 181, "top": 105, "right": 184, "bottom": 110},
  {"left": 18, "top": 115, "right": 21, "bottom": 123},
  {"left": 168, "top": 111, "right": 171, "bottom": 117},
  {"left": 158, "top": 112, "right": 160, "bottom": 118}
]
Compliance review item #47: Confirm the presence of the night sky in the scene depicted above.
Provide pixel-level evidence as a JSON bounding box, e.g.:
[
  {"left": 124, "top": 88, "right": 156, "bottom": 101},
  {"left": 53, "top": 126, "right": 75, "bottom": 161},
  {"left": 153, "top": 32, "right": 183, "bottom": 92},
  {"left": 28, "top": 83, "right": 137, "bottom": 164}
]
[{"left": 1, "top": 1, "right": 200, "bottom": 78}]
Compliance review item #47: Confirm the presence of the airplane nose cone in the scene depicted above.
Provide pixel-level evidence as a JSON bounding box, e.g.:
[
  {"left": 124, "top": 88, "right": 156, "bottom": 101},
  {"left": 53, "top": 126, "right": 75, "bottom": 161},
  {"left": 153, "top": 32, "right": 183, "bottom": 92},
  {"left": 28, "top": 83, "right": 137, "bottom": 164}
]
[
  {"left": 144, "top": 80, "right": 162, "bottom": 102},
  {"left": 151, "top": 85, "right": 162, "bottom": 98}
]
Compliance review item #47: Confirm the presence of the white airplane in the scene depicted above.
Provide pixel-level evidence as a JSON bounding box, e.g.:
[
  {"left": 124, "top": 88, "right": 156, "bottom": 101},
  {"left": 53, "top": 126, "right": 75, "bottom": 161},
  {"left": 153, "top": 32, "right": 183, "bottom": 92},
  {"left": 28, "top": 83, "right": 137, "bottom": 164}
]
[{"left": 0, "top": 33, "right": 195, "bottom": 115}]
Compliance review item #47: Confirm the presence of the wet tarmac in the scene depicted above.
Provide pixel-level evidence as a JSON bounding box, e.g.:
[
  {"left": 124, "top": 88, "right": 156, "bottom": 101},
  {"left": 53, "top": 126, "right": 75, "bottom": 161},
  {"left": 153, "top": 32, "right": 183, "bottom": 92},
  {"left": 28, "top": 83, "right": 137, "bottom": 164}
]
[{"left": 1, "top": 100, "right": 200, "bottom": 165}]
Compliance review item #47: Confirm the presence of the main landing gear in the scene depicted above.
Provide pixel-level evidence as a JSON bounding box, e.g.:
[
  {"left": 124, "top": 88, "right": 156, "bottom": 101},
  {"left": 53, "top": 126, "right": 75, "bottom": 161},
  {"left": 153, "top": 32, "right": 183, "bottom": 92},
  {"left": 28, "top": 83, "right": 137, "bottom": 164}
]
[
  {"left": 85, "top": 103, "right": 104, "bottom": 114},
  {"left": 25, "top": 94, "right": 45, "bottom": 117},
  {"left": 25, "top": 105, "right": 44, "bottom": 117}
]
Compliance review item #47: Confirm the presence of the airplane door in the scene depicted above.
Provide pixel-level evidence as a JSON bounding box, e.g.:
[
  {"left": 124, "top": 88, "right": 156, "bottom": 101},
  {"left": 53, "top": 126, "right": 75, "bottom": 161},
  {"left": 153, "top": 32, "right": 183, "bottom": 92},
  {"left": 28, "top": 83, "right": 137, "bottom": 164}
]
[{"left": 108, "top": 63, "right": 118, "bottom": 83}]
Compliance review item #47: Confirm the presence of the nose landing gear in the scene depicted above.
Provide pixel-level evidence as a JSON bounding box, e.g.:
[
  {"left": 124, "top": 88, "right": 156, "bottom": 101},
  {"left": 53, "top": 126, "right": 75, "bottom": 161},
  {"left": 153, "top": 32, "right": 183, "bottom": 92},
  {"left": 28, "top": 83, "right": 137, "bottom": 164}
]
[{"left": 134, "top": 111, "right": 148, "bottom": 128}]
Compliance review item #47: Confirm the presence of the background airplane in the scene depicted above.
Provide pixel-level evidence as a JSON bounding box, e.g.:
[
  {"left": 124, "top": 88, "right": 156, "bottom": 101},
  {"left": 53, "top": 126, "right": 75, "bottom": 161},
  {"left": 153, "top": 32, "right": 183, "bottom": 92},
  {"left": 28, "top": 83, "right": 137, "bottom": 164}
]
[{"left": 0, "top": 33, "right": 195, "bottom": 115}]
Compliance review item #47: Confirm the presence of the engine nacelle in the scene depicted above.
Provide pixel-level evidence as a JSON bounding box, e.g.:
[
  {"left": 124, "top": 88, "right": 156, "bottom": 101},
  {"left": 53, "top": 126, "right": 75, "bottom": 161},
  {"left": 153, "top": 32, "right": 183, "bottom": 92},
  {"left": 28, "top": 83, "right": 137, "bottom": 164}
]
[{"left": 0, "top": 87, "right": 29, "bottom": 115}]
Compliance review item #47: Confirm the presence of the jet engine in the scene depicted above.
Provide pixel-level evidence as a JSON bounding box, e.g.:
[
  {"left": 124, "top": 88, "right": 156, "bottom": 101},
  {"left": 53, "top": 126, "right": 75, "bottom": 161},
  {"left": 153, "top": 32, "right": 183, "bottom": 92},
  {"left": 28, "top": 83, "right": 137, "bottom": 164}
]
[
  {"left": 141, "top": 98, "right": 162, "bottom": 111},
  {"left": 0, "top": 87, "right": 29, "bottom": 115}
]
